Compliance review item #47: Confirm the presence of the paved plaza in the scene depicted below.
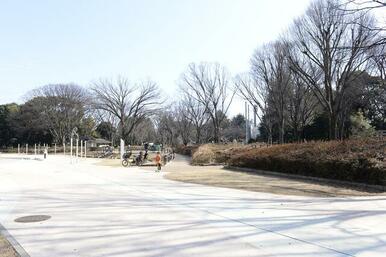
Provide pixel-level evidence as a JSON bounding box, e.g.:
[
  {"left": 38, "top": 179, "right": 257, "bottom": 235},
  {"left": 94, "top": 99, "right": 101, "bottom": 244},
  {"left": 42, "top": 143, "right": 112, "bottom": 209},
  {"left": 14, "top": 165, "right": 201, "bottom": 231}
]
[{"left": 0, "top": 154, "right": 386, "bottom": 257}]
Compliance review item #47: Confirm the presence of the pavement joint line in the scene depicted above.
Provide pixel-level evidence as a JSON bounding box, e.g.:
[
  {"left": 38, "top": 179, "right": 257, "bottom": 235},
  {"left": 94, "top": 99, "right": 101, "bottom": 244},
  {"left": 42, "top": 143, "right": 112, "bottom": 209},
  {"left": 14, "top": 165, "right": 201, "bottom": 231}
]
[
  {"left": 0, "top": 222, "right": 31, "bottom": 257},
  {"left": 85, "top": 169, "right": 354, "bottom": 257}
]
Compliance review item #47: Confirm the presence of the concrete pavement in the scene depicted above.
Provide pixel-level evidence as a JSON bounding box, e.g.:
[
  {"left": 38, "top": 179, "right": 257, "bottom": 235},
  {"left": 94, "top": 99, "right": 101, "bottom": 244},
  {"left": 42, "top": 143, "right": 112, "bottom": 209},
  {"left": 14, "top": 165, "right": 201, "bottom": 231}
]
[{"left": 0, "top": 154, "right": 385, "bottom": 256}]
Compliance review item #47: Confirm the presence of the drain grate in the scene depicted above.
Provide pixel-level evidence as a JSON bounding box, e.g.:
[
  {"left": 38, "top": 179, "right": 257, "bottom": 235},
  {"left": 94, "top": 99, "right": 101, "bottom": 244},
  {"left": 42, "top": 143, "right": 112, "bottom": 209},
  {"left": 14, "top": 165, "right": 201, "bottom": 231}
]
[{"left": 14, "top": 215, "right": 51, "bottom": 223}]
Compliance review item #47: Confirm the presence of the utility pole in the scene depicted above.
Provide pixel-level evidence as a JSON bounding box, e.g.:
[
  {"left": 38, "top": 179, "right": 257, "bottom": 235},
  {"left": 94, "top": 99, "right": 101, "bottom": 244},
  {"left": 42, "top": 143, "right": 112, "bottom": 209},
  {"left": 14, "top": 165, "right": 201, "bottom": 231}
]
[{"left": 245, "top": 101, "right": 250, "bottom": 144}]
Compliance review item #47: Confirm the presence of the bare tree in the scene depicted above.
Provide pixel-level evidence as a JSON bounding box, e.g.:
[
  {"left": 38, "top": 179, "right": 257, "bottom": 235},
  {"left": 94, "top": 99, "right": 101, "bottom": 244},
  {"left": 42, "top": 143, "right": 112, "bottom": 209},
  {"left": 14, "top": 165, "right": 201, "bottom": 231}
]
[
  {"left": 180, "top": 93, "right": 209, "bottom": 143},
  {"left": 370, "top": 44, "right": 386, "bottom": 79},
  {"left": 93, "top": 109, "right": 119, "bottom": 145},
  {"left": 174, "top": 102, "right": 193, "bottom": 145},
  {"left": 343, "top": 0, "right": 386, "bottom": 12},
  {"left": 155, "top": 109, "right": 178, "bottom": 146},
  {"left": 288, "top": 0, "right": 379, "bottom": 139},
  {"left": 130, "top": 118, "right": 157, "bottom": 145},
  {"left": 179, "top": 62, "right": 235, "bottom": 143},
  {"left": 90, "top": 77, "right": 161, "bottom": 142},
  {"left": 288, "top": 74, "right": 320, "bottom": 141},
  {"left": 340, "top": 1, "right": 386, "bottom": 49},
  {"left": 249, "top": 41, "right": 292, "bottom": 144},
  {"left": 235, "top": 73, "right": 274, "bottom": 144}
]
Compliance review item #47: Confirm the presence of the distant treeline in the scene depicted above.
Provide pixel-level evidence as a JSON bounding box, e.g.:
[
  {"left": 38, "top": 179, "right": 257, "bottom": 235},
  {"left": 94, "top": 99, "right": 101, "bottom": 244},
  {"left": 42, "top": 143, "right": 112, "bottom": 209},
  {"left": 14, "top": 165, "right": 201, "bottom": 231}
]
[{"left": 0, "top": 0, "right": 385, "bottom": 147}]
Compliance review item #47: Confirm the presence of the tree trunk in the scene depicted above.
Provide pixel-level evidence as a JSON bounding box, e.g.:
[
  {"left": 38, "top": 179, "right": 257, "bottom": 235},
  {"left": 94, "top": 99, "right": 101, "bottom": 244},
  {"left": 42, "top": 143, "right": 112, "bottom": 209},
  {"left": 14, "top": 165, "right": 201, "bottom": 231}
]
[
  {"left": 196, "top": 127, "right": 201, "bottom": 144},
  {"left": 328, "top": 112, "right": 338, "bottom": 140},
  {"left": 213, "top": 123, "right": 220, "bottom": 143},
  {"left": 279, "top": 117, "right": 285, "bottom": 144}
]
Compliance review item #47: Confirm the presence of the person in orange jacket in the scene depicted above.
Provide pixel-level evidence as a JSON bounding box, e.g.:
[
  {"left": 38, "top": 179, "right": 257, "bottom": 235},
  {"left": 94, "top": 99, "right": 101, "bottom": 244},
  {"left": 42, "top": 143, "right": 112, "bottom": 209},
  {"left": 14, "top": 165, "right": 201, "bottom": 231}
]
[{"left": 155, "top": 151, "right": 162, "bottom": 172}]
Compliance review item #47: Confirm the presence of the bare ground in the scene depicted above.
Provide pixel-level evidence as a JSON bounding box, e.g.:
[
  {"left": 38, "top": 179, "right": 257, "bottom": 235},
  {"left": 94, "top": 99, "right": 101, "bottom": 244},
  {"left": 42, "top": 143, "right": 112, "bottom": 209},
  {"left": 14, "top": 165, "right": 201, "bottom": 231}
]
[
  {"left": 163, "top": 155, "right": 386, "bottom": 197},
  {"left": 0, "top": 235, "right": 18, "bottom": 257}
]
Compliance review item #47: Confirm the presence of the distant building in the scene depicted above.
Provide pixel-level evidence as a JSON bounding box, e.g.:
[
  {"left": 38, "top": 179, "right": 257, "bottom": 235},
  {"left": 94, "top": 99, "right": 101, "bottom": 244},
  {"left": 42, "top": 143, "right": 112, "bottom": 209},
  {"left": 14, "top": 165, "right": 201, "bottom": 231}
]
[{"left": 87, "top": 138, "right": 111, "bottom": 148}]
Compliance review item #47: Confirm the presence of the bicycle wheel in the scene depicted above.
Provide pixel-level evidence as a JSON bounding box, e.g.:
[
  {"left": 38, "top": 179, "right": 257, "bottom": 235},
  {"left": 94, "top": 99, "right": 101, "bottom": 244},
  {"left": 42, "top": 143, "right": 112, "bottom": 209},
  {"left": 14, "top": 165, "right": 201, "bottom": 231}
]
[{"left": 122, "top": 159, "right": 128, "bottom": 167}]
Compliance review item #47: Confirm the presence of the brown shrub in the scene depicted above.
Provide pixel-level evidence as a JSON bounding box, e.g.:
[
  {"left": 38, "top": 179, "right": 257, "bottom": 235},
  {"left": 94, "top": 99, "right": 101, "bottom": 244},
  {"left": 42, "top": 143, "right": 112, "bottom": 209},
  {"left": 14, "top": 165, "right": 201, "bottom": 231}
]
[
  {"left": 175, "top": 145, "right": 200, "bottom": 156},
  {"left": 191, "top": 143, "right": 244, "bottom": 165},
  {"left": 228, "top": 139, "right": 386, "bottom": 186}
]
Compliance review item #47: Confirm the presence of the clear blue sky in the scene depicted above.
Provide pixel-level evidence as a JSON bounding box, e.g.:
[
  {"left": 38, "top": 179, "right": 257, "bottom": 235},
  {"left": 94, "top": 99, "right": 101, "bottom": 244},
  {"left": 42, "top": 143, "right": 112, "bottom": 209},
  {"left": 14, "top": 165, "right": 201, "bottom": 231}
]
[{"left": 0, "top": 0, "right": 312, "bottom": 115}]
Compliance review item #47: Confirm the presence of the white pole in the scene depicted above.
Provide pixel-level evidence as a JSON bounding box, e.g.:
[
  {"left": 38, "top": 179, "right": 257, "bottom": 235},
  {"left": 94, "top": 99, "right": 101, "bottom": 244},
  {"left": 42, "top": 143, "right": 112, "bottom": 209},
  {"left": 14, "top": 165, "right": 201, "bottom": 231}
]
[
  {"left": 120, "top": 139, "right": 125, "bottom": 160},
  {"left": 38, "top": 144, "right": 40, "bottom": 154},
  {"left": 26, "top": 144, "right": 28, "bottom": 155},
  {"left": 18, "top": 144, "right": 20, "bottom": 154},
  {"left": 34, "top": 144, "right": 37, "bottom": 155},
  {"left": 245, "top": 101, "right": 248, "bottom": 144},
  {"left": 54, "top": 144, "right": 56, "bottom": 155},
  {"left": 63, "top": 143, "right": 66, "bottom": 156},
  {"left": 76, "top": 139, "right": 79, "bottom": 161},
  {"left": 80, "top": 140, "right": 83, "bottom": 158},
  {"left": 70, "top": 138, "right": 73, "bottom": 160},
  {"left": 84, "top": 141, "right": 87, "bottom": 158}
]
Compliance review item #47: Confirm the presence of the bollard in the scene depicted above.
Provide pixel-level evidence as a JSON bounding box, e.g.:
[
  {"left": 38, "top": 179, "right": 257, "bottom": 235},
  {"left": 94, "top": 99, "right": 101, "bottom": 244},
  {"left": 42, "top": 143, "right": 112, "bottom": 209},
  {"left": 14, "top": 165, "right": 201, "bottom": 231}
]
[
  {"left": 84, "top": 141, "right": 87, "bottom": 158},
  {"left": 76, "top": 139, "right": 79, "bottom": 160},
  {"left": 70, "top": 138, "right": 73, "bottom": 160},
  {"left": 80, "top": 140, "right": 83, "bottom": 158},
  {"left": 26, "top": 144, "right": 28, "bottom": 155}
]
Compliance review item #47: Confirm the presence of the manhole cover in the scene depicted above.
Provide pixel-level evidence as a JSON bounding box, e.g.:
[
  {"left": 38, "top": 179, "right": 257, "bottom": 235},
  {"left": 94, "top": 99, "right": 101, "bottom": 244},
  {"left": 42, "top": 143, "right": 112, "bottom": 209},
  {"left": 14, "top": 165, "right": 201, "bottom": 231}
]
[{"left": 14, "top": 215, "right": 51, "bottom": 223}]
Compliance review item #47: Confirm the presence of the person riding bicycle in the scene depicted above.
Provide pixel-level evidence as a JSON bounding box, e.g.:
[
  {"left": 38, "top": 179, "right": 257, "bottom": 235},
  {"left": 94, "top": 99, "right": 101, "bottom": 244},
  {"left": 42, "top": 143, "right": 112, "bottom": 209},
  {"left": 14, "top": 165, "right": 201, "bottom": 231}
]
[
  {"left": 136, "top": 151, "right": 143, "bottom": 165},
  {"left": 123, "top": 150, "right": 132, "bottom": 160},
  {"left": 121, "top": 150, "right": 133, "bottom": 167}
]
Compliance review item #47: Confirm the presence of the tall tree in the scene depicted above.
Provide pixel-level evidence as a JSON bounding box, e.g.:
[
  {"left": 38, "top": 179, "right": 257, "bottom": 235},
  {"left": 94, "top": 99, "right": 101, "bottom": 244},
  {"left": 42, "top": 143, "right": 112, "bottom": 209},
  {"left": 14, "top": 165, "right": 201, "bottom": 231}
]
[
  {"left": 250, "top": 41, "right": 292, "bottom": 144},
  {"left": 28, "top": 84, "right": 89, "bottom": 144},
  {"left": 288, "top": 0, "right": 379, "bottom": 139},
  {"left": 180, "top": 62, "right": 235, "bottom": 143},
  {"left": 235, "top": 73, "right": 274, "bottom": 144},
  {"left": 90, "top": 77, "right": 161, "bottom": 142},
  {"left": 179, "top": 94, "right": 209, "bottom": 144},
  {"left": 174, "top": 102, "right": 193, "bottom": 146},
  {"left": 287, "top": 74, "right": 320, "bottom": 141}
]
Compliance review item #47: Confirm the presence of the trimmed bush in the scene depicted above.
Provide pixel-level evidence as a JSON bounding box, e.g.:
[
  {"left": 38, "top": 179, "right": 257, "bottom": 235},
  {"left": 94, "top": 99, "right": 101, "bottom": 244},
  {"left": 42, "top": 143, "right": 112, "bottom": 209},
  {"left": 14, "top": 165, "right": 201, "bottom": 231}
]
[{"left": 228, "top": 139, "right": 386, "bottom": 186}]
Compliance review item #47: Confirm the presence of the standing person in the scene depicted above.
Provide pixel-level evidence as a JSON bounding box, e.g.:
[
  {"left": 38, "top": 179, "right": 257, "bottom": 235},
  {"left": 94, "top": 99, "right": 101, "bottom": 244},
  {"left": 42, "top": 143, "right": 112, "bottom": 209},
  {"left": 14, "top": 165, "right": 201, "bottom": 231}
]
[
  {"left": 43, "top": 147, "right": 48, "bottom": 159},
  {"left": 155, "top": 151, "right": 162, "bottom": 172},
  {"left": 144, "top": 142, "right": 149, "bottom": 151},
  {"left": 144, "top": 150, "right": 148, "bottom": 161}
]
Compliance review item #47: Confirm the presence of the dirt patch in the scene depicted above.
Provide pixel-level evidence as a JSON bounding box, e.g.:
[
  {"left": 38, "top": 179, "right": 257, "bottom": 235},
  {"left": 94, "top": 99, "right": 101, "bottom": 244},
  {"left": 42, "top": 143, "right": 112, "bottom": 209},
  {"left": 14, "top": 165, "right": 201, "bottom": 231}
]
[
  {"left": 0, "top": 235, "right": 18, "bottom": 257},
  {"left": 164, "top": 155, "right": 386, "bottom": 197}
]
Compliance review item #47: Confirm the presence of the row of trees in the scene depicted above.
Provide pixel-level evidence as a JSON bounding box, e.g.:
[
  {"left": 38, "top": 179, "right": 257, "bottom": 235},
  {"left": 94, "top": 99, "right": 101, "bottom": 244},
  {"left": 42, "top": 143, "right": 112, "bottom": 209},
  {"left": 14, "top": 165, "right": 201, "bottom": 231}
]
[
  {"left": 236, "top": 0, "right": 385, "bottom": 143},
  {"left": 164, "top": 0, "right": 385, "bottom": 144},
  {"left": 0, "top": 0, "right": 384, "bottom": 147},
  {"left": 0, "top": 78, "right": 245, "bottom": 147}
]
